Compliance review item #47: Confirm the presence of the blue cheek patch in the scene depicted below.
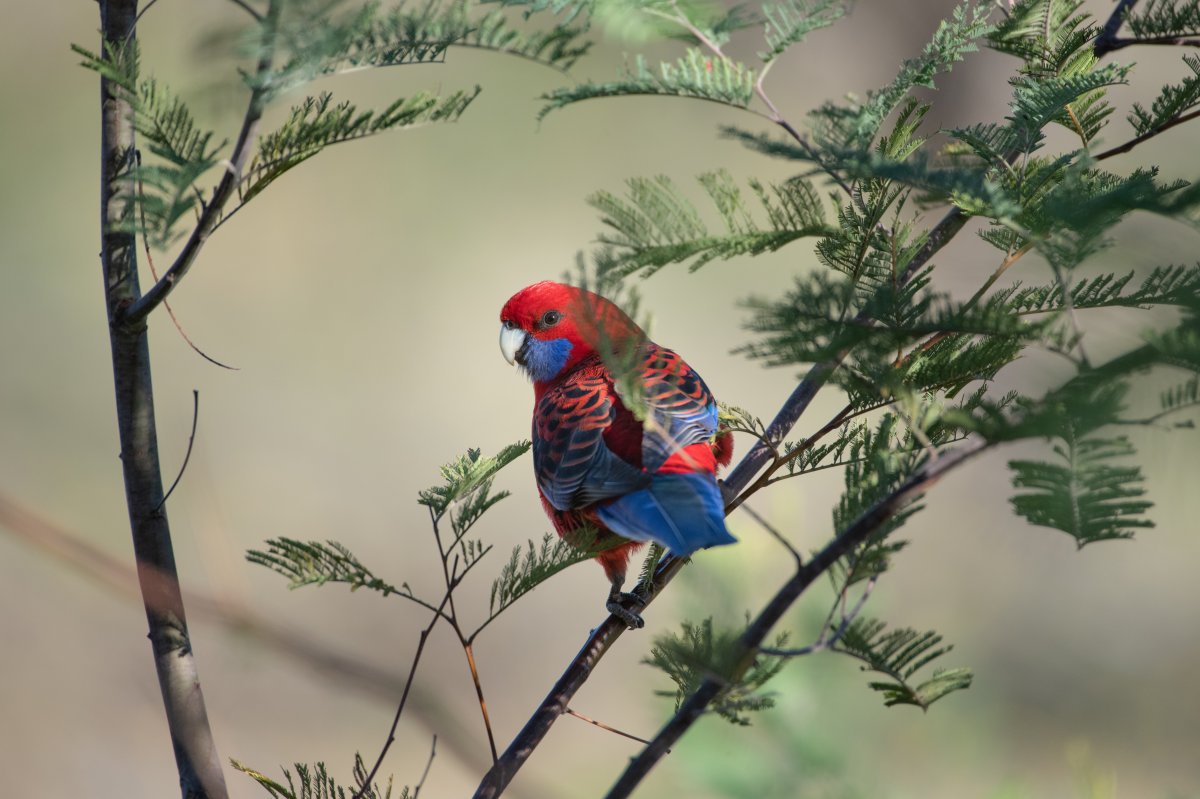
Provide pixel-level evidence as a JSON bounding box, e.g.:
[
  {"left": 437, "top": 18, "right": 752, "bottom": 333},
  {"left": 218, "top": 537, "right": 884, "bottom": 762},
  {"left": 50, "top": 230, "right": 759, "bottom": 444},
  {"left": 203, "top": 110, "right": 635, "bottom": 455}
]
[{"left": 524, "top": 337, "right": 574, "bottom": 382}]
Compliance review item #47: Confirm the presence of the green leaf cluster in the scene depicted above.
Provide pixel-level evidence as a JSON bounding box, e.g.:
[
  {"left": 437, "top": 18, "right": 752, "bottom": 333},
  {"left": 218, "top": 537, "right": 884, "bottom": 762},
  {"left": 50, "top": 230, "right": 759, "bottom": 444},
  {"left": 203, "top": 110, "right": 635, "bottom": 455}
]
[
  {"left": 646, "top": 617, "right": 790, "bottom": 724},
  {"left": 231, "top": 755, "right": 400, "bottom": 799},
  {"left": 833, "top": 618, "right": 972, "bottom": 709}
]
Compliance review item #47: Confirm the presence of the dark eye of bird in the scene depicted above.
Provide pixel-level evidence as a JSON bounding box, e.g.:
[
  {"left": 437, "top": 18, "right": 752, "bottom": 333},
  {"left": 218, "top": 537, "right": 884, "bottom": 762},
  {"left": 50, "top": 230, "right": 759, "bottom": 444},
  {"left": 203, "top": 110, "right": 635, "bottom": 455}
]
[
  {"left": 503, "top": 319, "right": 516, "bottom": 330},
  {"left": 540, "top": 310, "right": 561, "bottom": 328}
]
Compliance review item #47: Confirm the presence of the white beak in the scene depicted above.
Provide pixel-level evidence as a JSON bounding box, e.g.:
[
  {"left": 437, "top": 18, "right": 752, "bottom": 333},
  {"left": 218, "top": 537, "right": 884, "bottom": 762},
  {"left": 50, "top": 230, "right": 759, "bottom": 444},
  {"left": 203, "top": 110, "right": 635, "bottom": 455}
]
[{"left": 499, "top": 325, "right": 526, "bottom": 366}]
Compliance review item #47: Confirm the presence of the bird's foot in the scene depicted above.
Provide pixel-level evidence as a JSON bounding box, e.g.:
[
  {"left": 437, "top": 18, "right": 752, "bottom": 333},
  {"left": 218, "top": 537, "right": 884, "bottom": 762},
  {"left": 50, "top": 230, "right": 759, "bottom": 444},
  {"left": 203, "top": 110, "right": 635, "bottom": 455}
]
[{"left": 606, "top": 591, "right": 645, "bottom": 630}]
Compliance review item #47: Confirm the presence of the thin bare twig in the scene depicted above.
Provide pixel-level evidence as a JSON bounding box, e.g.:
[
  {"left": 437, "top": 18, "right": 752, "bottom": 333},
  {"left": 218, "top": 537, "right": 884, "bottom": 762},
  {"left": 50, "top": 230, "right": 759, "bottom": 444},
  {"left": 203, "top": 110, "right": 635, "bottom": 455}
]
[
  {"left": 351, "top": 588, "right": 454, "bottom": 799},
  {"left": 739, "top": 502, "right": 802, "bottom": 565},
  {"left": 153, "top": 389, "right": 199, "bottom": 513},
  {"left": 410, "top": 737, "right": 437, "bottom": 799},
  {"left": 565, "top": 708, "right": 660, "bottom": 748}
]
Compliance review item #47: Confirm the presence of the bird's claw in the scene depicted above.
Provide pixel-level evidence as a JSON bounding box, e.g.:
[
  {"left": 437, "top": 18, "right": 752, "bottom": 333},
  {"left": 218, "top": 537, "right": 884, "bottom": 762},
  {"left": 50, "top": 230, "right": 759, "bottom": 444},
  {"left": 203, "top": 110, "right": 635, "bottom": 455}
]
[{"left": 607, "top": 592, "right": 645, "bottom": 629}]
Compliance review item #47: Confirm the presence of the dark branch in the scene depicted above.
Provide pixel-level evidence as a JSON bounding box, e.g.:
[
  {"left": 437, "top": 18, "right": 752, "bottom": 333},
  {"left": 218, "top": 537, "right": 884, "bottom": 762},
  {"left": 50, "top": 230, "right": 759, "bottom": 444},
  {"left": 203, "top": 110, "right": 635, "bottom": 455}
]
[
  {"left": 153, "top": 389, "right": 199, "bottom": 513},
  {"left": 98, "top": 2, "right": 229, "bottom": 796},
  {"left": 1093, "top": 0, "right": 1141, "bottom": 57},
  {"left": 1094, "top": 108, "right": 1200, "bottom": 160}
]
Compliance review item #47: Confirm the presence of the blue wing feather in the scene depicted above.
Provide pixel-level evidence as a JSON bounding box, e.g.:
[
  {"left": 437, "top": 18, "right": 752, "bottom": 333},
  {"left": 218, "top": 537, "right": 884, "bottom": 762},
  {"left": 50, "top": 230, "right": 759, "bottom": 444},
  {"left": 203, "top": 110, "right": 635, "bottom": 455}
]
[{"left": 595, "top": 472, "right": 736, "bottom": 557}]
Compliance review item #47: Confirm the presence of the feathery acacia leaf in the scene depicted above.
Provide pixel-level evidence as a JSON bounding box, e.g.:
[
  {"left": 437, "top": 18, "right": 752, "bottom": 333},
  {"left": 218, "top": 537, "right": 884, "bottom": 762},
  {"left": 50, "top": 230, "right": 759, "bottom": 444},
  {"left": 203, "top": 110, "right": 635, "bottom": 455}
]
[
  {"left": 1130, "top": 54, "right": 1200, "bottom": 137},
  {"left": 266, "top": 0, "right": 590, "bottom": 96},
  {"left": 487, "top": 532, "right": 616, "bottom": 617},
  {"left": 1009, "top": 428, "right": 1154, "bottom": 548},
  {"left": 834, "top": 618, "right": 972, "bottom": 709},
  {"left": 241, "top": 88, "right": 480, "bottom": 203},
  {"left": 590, "top": 171, "right": 830, "bottom": 277},
  {"left": 232, "top": 755, "right": 399, "bottom": 799},
  {"left": 646, "top": 617, "right": 790, "bottom": 725},
  {"left": 759, "top": 0, "right": 845, "bottom": 63},
  {"left": 246, "top": 538, "right": 412, "bottom": 599},
  {"left": 539, "top": 49, "right": 756, "bottom": 119},
  {"left": 809, "top": 0, "right": 992, "bottom": 152},
  {"left": 1126, "top": 0, "right": 1200, "bottom": 38},
  {"left": 418, "top": 442, "right": 530, "bottom": 517}
]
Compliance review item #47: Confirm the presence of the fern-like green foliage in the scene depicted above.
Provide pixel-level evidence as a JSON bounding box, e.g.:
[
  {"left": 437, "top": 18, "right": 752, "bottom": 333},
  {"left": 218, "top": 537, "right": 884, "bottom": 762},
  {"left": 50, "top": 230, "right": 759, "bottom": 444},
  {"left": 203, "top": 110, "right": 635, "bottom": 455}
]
[
  {"left": 266, "top": 0, "right": 589, "bottom": 97},
  {"left": 588, "top": 170, "right": 830, "bottom": 278},
  {"left": 1009, "top": 428, "right": 1154, "bottom": 548},
  {"left": 1130, "top": 54, "right": 1200, "bottom": 137},
  {"left": 488, "top": 531, "right": 619, "bottom": 617},
  {"left": 759, "top": 0, "right": 845, "bottom": 63},
  {"left": 989, "top": 0, "right": 1124, "bottom": 148},
  {"left": 232, "top": 755, "right": 399, "bottom": 799},
  {"left": 999, "top": 264, "right": 1200, "bottom": 315},
  {"left": 833, "top": 618, "right": 972, "bottom": 709},
  {"left": 539, "top": 49, "right": 756, "bottom": 120},
  {"left": 807, "top": 0, "right": 992, "bottom": 152},
  {"left": 1126, "top": 0, "right": 1200, "bottom": 38},
  {"left": 645, "top": 617, "right": 790, "bottom": 725},
  {"left": 417, "top": 442, "right": 531, "bottom": 518},
  {"left": 241, "top": 88, "right": 480, "bottom": 203},
  {"left": 246, "top": 537, "right": 426, "bottom": 600},
  {"left": 74, "top": 42, "right": 224, "bottom": 248}
]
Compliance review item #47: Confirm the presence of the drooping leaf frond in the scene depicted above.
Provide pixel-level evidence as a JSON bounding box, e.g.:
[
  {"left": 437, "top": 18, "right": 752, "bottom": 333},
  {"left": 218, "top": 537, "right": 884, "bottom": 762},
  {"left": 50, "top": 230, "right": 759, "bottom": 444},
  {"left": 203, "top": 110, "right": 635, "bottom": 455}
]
[
  {"left": 999, "top": 264, "right": 1200, "bottom": 315},
  {"left": 759, "top": 0, "right": 845, "bottom": 64},
  {"left": 1160, "top": 374, "right": 1200, "bottom": 419},
  {"left": 645, "top": 617, "right": 790, "bottom": 725},
  {"left": 589, "top": 171, "right": 830, "bottom": 277},
  {"left": 246, "top": 538, "right": 404, "bottom": 596},
  {"left": 833, "top": 618, "right": 972, "bottom": 709},
  {"left": 240, "top": 88, "right": 480, "bottom": 203},
  {"left": 231, "top": 754, "right": 399, "bottom": 799},
  {"left": 266, "top": 0, "right": 590, "bottom": 96},
  {"left": 539, "top": 49, "right": 756, "bottom": 120},
  {"left": 1129, "top": 54, "right": 1200, "bottom": 138},
  {"left": 417, "top": 442, "right": 531, "bottom": 517},
  {"left": 1009, "top": 428, "right": 1154, "bottom": 548}
]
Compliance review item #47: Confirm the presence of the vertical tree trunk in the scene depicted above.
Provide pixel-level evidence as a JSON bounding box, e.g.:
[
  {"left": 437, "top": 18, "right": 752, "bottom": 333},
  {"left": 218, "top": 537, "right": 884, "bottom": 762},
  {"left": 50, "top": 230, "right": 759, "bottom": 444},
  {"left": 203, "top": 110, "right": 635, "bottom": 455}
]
[{"left": 98, "top": 3, "right": 228, "bottom": 797}]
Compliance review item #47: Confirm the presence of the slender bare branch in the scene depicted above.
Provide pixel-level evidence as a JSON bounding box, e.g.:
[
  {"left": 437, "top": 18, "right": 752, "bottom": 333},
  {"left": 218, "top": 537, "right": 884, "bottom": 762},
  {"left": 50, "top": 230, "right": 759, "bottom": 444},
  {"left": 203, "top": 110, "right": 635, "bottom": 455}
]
[
  {"left": 565, "top": 708, "right": 659, "bottom": 748},
  {"left": 98, "top": 3, "right": 229, "bottom": 797},
  {"left": 411, "top": 737, "right": 438, "bottom": 799},
  {"left": 153, "top": 389, "right": 200, "bottom": 513}
]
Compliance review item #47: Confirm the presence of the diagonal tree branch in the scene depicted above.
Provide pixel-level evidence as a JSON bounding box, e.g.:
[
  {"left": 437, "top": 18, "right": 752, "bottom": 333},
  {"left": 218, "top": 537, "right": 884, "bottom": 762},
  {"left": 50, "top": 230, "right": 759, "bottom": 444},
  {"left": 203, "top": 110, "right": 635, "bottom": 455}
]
[
  {"left": 603, "top": 438, "right": 990, "bottom": 798},
  {"left": 98, "top": 2, "right": 228, "bottom": 797}
]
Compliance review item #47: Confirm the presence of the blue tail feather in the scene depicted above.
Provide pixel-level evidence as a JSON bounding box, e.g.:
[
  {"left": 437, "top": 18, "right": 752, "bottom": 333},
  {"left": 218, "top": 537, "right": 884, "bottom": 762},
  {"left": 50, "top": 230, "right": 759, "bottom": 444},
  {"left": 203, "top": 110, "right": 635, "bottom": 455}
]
[{"left": 595, "top": 472, "right": 736, "bottom": 557}]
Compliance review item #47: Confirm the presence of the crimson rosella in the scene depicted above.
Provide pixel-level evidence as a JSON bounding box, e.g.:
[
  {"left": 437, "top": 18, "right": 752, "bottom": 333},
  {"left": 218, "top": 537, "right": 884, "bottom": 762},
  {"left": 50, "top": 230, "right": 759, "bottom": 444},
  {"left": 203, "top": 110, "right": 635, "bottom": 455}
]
[{"left": 499, "top": 281, "right": 736, "bottom": 628}]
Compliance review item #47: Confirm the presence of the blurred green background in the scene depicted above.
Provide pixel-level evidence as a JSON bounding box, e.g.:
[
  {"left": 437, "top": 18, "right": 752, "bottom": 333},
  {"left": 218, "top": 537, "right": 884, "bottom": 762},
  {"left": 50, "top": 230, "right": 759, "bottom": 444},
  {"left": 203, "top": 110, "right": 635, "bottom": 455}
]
[{"left": 2, "top": 1, "right": 1198, "bottom": 797}]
